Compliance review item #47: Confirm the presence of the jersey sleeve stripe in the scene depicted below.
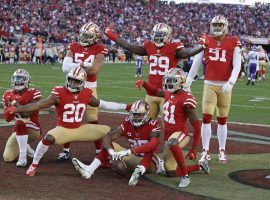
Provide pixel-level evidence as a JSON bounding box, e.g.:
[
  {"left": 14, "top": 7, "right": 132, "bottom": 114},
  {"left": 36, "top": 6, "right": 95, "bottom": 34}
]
[
  {"left": 34, "top": 92, "right": 41, "bottom": 95},
  {"left": 51, "top": 91, "right": 59, "bottom": 95},
  {"left": 185, "top": 98, "right": 197, "bottom": 105},
  {"left": 183, "top": 102, "right": 197, "bottom": 108},
  {"left": 176, "top": 45, "right": 184, "bottom": 49},
  {"left": 33, "top": 95, "right": 42, "bottom": 99}
]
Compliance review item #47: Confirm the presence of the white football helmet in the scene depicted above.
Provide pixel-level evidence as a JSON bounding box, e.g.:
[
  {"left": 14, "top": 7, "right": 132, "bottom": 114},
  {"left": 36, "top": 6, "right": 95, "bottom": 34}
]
[
  {"left": 11, "top": 69, "right": 31, "bottom": 91},
  {"left": 163, "top": 68, "right": 186, "bottom": 93},
  {"left": 78, "top": 22, "right": 100, "bottom": 46},
  {"left": 151, "top": 23, "right": 172, "bottom": 47},
  {"left": 210, "top": 15, "right": 228, "bottom": 37},
  {"left": 130, "top": 100, "right": 150, "bottom": 127},
  {"left": 66, "top": 67, "right": 87, "bottom": 93}
]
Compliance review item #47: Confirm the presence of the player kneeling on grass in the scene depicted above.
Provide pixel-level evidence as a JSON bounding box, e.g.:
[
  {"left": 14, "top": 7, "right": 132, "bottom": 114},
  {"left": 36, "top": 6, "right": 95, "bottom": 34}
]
[
  {"left": 136, "top": 68, "right": 210, "bottom": 188},
  {"left": 6, "top": 67, "right": 130, "bottom": 176},
  {"left": 72, "top": 100, "right": 164, "bottom": 186},
  {"left": 2, "top": 69, "right": 41, "bottom": 167}
]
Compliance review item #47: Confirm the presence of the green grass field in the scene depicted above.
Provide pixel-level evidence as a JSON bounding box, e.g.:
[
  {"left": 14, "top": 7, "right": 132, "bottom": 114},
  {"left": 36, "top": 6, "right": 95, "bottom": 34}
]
[
  {"left": 0, "top": 63, "right": 269, "bottom": 125},
  {"left": 0, "top": 63, "right": 269, "bottom": 199}
]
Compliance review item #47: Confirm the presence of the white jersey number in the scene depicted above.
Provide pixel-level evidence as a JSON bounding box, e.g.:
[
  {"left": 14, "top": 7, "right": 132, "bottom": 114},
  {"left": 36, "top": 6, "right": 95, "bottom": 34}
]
[
  {"left": 74, "top": 53, "right": 95, "bottom": 64},
  {"left": 163, "top": 101, "right": 175, "bottom": 124},
  {"left": 209, "top": 48, "right": 226, "bottom": 62},
  {"left": 63, "top": 103, "right": 86, "bottom": 123},
  {"left": 149, "top": 55, "right": 169, "bottom": 75}
]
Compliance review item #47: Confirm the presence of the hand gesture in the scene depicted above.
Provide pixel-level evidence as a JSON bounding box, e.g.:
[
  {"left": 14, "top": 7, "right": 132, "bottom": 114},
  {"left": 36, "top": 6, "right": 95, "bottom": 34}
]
[
  {"left": 135, "top": 80, "right": 144, "bottom": 90},
  {"left": 185, "top": 148, "right": 197, "bottom": 160}
]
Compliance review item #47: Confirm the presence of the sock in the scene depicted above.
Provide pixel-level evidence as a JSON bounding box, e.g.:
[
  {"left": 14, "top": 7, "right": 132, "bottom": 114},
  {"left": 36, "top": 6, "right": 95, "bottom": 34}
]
[
  {"left": 63, "top": 143, "right": 70, "bottom": 152},
  {"left": 176, "top": 165, "right": 200, "bottom": 176},
  {"left": 16, "top": 135, "right": 28, "bottom": 160},
  {"left": 217, "top": 124, "right": 227, "bottom": 150},
  {"left": 170, "top": 145, "right": 188, "bottom": 176},
  {"left": 96, "top": 149, "right": 109, "bottom": 164},
  {"left": 87, "top": 158, "right": 101, "bottom": 174},
  {"left": 95, "top": 139, "right": 103, "bottom": 154},
  {"left": 32, "top": 139, "right": 49, "bottom": 165},
  {"left": 201, "top": 123, "right": 212, "bottom": 151}
]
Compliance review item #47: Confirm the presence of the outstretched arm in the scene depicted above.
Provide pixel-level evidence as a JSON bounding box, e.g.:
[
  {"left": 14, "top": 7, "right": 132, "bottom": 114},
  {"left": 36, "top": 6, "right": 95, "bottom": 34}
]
[
  {"left": 89, "top": 96, "right": 128, "bottom": 111},
  {"left": 176, "top": 46, "right": 204, "bottom": 59},
  {"left": 105, "top": 26, "right": 147, "bottom": 56},
  {"left": 14, "top": 95, "right": 57, "bottom": 113},
  {"left": 136, "top": 80, "right": 164, "bottom": 97}
]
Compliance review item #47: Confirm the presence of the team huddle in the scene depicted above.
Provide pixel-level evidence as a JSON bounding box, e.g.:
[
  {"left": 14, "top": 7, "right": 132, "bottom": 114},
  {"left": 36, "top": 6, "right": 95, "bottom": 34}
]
[{"left": 3, "top": 15, "right": 241, "bottom": 188}]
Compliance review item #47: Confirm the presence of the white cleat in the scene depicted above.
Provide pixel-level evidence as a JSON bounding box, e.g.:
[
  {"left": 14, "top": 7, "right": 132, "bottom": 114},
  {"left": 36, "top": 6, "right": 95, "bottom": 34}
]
[
  {"left": 27, "top": 145, "right": 35, "bottom": 158},
  {"left": 156, "top": 159, "right": 165, "bottom": 173},
  {"left": 178, "top": 176, "right": 191, "bottom": 188},
  {"left": 199, "top": 150, "right": 211, "bottom": 163},
  {"left": 128, "top": 165, "right": 146, "bottom": 186},
  {"left": 72, "top": 158, "right": 92, "bottom": 179},
  {"left": 218, "top": 149, "right": 227, "bottom": 163},
  {"left": 199, "top": 160, "right": 210, "bottom": 174},
  {"left": 16, "top": 158, "right": 27, "bottom": 167}
]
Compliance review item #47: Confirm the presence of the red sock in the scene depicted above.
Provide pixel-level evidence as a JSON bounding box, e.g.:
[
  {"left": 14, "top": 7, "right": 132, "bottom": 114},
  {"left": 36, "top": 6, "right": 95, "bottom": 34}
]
[
  {"left": 139, "top": 153, "right": 152, "bottom": 170},
  {"left": 63, "top": 143, "right": 71, "bottom": 149},
  {"left": 170, "top": 145, "right": 188, "bottom": 175},
  {"left": 89, "top": 121, "right": 103, "bottom": 151},
  {"left": 176, "top": 165, "right": 200, "bottom": 176},
  {"left": 95, "top": 149, "right": 109, "bottom": 163}
]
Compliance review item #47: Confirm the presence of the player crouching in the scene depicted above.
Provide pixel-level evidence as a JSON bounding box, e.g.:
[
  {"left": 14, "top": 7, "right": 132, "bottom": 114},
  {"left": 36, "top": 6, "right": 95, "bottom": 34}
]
[
  {"left": 2, "top": 69, "right": 41, "bottom": 167},
  {"left": 6, "top": 67, "right": 130, "bottom": 176},
  {"left": 72, "top": 100, "right": 164, "bottom": 186}
]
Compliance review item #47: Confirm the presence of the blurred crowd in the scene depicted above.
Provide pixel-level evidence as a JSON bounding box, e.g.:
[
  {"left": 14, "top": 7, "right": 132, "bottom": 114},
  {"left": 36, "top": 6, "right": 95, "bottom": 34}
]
[{"left": 0, "top": 0, "right": 269, "bottom": 47}]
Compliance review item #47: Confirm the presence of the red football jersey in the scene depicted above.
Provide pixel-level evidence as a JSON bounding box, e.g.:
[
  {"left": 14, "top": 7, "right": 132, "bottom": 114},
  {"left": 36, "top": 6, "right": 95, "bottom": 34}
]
[
  {"left": 51, "top": 86, "right": 93, "bottom": 128},
  {"left": 68, "top": 42, "right": 108, "bottom": 82},
  {"left": 143, "top": 41, "right": 184, "bottom": 92},
  {"left": 204, "top": 35, "right": 241, "bottom": 81},
  {"left": 120, "top": 116, "right": 161, "bottom": 157},
  {"left": 163, "top": 90, "right": 197, "bottom": 141},
  {"left": 2, "top": 88, "right": 42, "bottom": 127}
]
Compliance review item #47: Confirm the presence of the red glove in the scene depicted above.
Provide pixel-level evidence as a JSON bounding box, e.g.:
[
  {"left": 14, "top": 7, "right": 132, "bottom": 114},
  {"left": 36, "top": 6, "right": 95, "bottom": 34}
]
[
  {"left": 6, "top": 105, "right": 17, "bottom": 115},
  {"left": 105, "top": 25, "right": 118, "bottom": 41},
  {"left": 4, "top": 108, "right": 15, "bottom": 122},
  {"left": 125, "top": 104, "right": 132, "bottom": 112},
  {"left": 198, "top": 33, "right": 209, "bottom": 49},
  {"left": 6, "top": 93, "right": 20, "bottom": 105},
  {"left": 185, "top": 148, "right": 197, "bottom": 160},
  {"left": 135, "top": 80, "right": 144, "bottom": 91}
]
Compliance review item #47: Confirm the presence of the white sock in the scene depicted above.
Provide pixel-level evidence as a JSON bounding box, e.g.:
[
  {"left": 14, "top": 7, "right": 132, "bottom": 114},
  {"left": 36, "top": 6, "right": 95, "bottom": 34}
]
[
  {"left": 201, "top": 123, "right": 212, "bottom": 151},
  {"left": 217, "top": 124, "right": 227, "bottom": 150},
  {"left": 16, "top": 135, "right": 28, "bottom": 160},
  {"left": 32, "top": 140, "right": 49, "bottom": 165},
  {"left": 87, "top": 158, "right": 101, "bottom": 174},
  {"left": 63, "top": 148, "right": 70, "bottom": 152}
]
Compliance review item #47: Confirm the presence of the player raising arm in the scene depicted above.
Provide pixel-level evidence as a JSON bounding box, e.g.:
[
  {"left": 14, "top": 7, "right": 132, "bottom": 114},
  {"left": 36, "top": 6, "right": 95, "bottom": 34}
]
[{"left": 6, "top": 67, "right": 130, "bottom": 176}]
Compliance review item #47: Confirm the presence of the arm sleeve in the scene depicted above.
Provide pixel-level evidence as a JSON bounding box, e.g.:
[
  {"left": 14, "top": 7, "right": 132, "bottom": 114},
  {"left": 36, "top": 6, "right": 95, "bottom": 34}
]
[
  {"left": 62, "top": 57, "right": 80, "bottom": 73},
  {"left": 132, "top": 137, "right": 159, "bottom": 154},
  {"left": 229, "top": 47, "right": 241, "bottom": 84},
  {"left": 186, "top": 51, "right": 204, "bottom": 83},
  {"left": 98, "top": 100, "right": 127, "bottom": 110}
]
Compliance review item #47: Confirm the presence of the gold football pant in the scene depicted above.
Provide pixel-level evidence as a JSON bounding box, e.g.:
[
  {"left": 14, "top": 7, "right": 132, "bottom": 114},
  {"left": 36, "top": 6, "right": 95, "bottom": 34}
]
[{"left": 202, "top": 84, "right": 232, "bottom": 117}]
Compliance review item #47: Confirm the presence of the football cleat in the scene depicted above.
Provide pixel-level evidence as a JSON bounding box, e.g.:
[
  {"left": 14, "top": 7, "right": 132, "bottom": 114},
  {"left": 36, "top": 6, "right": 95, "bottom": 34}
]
[
  {"left": 128, "top": 165, "right": 146, "bottom": 186},
  {"left": 27, "top": 145, "right": 35, "bottom": 158},
  {"left": 199, "top": 150, "right": 211, "bottom": 163},
  {"left": 199, "top": 160, "right": 210, "bottom": 174},
  {"left": 16, "top": 158, "right": 27, "bottom": 167},
  {"left": 26, "top": 164, "right": 38, "bottom": 176},
  {"left": 218, "top": 149, "right": 227, "bottom": 163},
  {"left": 178, "top": 175, "right": 191, "bottom": 188},
  {"left": 72, "top": 158, "right": 92, "bottom": 179},
  {"left": 57, "top": 150, "right": 71, "bottom": 161}
]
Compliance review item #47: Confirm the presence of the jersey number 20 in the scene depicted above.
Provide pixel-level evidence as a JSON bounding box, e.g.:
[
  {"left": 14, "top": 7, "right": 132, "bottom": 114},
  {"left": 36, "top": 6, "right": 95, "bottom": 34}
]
[{"left": 63, "top": 104, "right": 86, "bottom": 123}]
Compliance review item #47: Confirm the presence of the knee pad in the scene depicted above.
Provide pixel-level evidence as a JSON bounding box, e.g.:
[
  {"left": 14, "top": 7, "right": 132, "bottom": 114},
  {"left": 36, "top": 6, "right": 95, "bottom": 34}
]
[
  {"left": 14, "top": 120, "right": 27, "bottom": 135},
  {"left": 166, "top": 138, "right": 178, "bottom": 148},
  {"left": 202, "top": 113, "right": 213, "bottom": 124},
  {"left": 217, "top": 117, "right": 227, "bottom": 125},
  {"left": 44, "top": 134, "right": 55, "bottom": 145}
]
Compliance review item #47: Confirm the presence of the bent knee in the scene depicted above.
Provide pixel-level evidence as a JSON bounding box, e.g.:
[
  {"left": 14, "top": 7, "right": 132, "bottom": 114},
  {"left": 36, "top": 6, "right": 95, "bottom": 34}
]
[
  {"left": 202, "top": 113, "right": 213, "bottom": 124},
  {"left": 165, "top": 170, "right": 176, "bottom": 178},
  {"left": 44, "top": 134, "right": 55, "bottom": 145},
  {"left": 3, "top": 153, "right": 16, "bottom": 162},
  {"left": 166, "top": 138, "right": 178, "bottom": 148}
]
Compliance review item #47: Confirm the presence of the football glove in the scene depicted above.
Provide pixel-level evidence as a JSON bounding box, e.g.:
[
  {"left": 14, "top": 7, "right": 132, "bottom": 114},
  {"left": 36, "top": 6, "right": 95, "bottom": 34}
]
[
  {"left": 198, "top": 33, "right": 209, "bottom": 49},
  {"left": 135, "top": 80, "right": 144, "bottom": 90},
  {"left": 105, "top": 25, "right": 118, "bottom": 41},
  {"left": 185, "top": 148, "right": 197, "bottom": 160},
  {"left": 113, "top": 149, "right": 131, "bottom": 160},
  {"left": 222, "top": 81, "right": 234, "bottom": 93}
]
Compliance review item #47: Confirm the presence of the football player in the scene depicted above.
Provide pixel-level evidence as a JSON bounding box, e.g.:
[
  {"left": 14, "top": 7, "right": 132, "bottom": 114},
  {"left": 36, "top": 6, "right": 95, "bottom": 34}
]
[
  {"left": 6, "top": 67, "right": 130, "bottom": 176},
  {"left": 258, "top": 45, "right": 269, "bottom": 81},
  {"left": 59, "top": 22, "right": 108, "bottom": 160},
  {"left": 105, "top": 23, "right": 207, "bottom": 126},
  {"left": 134, "top": 68, "right": 210, "bottom": 188},
  {"left": 247, "top": 46, "right": 260, "bottom": 85},
  {"left": 2, "top": 69, "right": 41, "bottom": 167},
  {"left": 72, "top": 100, "right": 164, "bottom": 186},
  {"left": 185, "top": 15, "right": 242, "bottom": 163}
]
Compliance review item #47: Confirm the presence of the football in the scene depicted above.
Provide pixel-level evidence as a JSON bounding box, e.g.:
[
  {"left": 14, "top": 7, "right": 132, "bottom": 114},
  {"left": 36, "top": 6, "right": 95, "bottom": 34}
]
[{"left": 111, "top": 159, "right": 128, "bottom": 177}]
